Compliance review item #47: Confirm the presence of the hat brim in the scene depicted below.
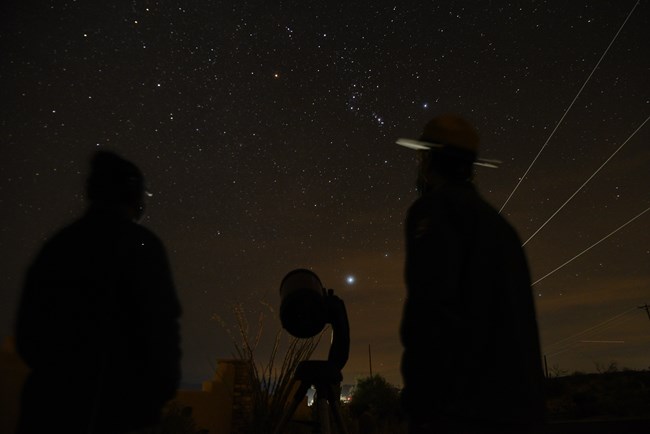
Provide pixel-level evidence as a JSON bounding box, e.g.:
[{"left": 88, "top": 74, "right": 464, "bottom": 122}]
[{"left": 396, "top": 138, "right": 502, "bottom": 169}]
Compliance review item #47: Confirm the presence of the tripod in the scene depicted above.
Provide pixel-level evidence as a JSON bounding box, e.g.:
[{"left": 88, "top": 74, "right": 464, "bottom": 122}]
[
  {"left": 277, "top": 272, "right": 351, "bottom": 434},
  {"left": 273, "top": 360, "right": 349, "bottom": 434}
]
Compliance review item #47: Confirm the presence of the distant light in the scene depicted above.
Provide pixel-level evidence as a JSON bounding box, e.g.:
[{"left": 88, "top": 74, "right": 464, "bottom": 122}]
[{"left": 346, "top": 275, "right": 355, "bottom": 285}]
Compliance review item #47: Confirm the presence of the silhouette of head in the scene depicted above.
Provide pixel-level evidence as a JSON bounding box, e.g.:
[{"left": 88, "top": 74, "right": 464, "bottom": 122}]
[
  {"left": 86, "top": 150, "right": 147, "bottom": 221},
  {"left": 415, "top": 114, "right": 480, "bottom": 192}
]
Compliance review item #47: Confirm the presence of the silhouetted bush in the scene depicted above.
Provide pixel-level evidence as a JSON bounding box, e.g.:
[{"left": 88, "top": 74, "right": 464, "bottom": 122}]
[
  {"left": 348, "top": 374, "right": 405, "bottom": 433},
  {"left": 545, "top": 369, "right": 650, "bottom": 420}
]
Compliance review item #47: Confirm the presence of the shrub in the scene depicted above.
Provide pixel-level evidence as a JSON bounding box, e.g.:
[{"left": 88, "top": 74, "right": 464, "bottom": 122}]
[
  {"left": 213, "top": 301, "right": 325, "bottom": 434},
  {"left": 348, "top": 374, "right": 404, "bottom": 433}
]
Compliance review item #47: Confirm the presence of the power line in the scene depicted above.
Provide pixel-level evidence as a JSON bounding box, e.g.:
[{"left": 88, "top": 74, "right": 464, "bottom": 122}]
[
  {"left": 499, "top": 0, "right": 641, "bottom": 214},
  {"left": 545, "top": 307, "right": 636, "bottom": 350},
  {"left": 522, "top": 114, "right": 650, "bottom": 247},
  {"left": 543, "top": 307, "right": 637, "bottom": 356},
  {"left": 532, "top": 206, "right": 650, "bottom": 287}
]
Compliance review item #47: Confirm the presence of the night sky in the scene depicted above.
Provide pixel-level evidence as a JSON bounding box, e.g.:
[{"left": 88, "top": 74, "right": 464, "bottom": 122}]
[{"left": 1, "top": 1, "right": 648, "bottom": 388}]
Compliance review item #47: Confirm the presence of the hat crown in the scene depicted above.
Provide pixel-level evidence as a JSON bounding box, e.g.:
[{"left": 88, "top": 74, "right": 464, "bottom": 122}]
[{"left": 419, "top": 114, "right": 479, "bottom": 153}]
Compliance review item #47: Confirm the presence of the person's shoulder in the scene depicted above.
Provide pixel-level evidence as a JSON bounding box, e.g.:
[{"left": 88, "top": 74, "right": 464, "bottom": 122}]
[
  {"left": 114, "top": 223, "right": 170, "bottom": 266},
  {"left": 124, "top": 221, "right": 164, "bottom": 245},
  {"left": 473, "top": 194, "right": 525, "bottom": 240},
  {"left": 41, "top": 216, "right": 87, "bottom": 245},
  {"left": 407, "top": 196, "right": 432, "bottom": 223},
  {"left": 406, "top": 192, "right": 450, "bottom": 238},
  {"left": 408, "top": 189, "right": 446, "bottom": 212},
  {"left": 468, "top": 188, "right": 501, "bottom": 215}
]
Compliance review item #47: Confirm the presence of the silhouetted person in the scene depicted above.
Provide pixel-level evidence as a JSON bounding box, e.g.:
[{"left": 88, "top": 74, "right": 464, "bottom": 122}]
[
  {"left": 14, "top": 150, "right": 182, "bottom": 434},
  {"left": 397, "top": 114, "right": 546, "bottom": 434}
]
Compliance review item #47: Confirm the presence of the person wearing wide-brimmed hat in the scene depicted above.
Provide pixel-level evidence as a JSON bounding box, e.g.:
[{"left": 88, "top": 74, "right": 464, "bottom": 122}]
[{"left": 397, "top": 114, "right": 546, "bottom": 434}]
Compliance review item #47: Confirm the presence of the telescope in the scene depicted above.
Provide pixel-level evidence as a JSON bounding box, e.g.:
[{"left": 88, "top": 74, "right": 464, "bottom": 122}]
[
  {"left": 276, "top": 269, "right": 351, "bottom": 434},
  {"left": 279, "top": 268, "right": 350, "bottom": 373}
]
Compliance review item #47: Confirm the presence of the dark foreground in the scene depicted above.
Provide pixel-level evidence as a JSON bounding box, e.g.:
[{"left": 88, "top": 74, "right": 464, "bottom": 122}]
[{"left": 543, "top": 419, "right": 649, "bottom": 434}]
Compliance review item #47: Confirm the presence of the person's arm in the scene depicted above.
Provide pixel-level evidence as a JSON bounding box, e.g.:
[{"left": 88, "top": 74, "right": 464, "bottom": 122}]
[
  {"left": 402, "top": 199, "right": 464, "bottom": 345},
  {"left": 14, "top": 244, "right": 56, "bottom": 369},
  {"left": 400, "top": 198, "right": 465, "bottom": 413},
  {"left": 137, "top": 231, "right": 182, "bottom": 402}
]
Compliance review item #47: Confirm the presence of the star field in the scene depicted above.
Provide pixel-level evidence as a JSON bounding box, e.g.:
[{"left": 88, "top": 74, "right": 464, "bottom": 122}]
[{"left": 1, "top": 1, "right": 648, "bottom": 387}]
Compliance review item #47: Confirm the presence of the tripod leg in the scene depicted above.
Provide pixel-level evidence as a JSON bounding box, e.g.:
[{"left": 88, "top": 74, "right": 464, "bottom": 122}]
[
  {"left": 329, "top": 399, "right": 349, "bottom": 434},
  {"left": 273, "top": 380, "right": 311, "bottom": 434},
  {"left": 327, "top": 385, "right": 349, "bottom": 434},
  {"left": 316, "top": 395, "right": 332, "bottom": 434}
]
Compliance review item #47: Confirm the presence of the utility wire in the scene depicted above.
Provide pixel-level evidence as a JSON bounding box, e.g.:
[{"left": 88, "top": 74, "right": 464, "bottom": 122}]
[
  {"left": 544, "top": 307, "right": 637, "bottom": 352},
  {"left": 499, "top": 0, "right": 641, "bottom": 214},
  {"left": 522, "top": 114, "right": 650, "bottom": 247},
  {"left": 532, "top": 206, "right": 650, "bottom": 287}
]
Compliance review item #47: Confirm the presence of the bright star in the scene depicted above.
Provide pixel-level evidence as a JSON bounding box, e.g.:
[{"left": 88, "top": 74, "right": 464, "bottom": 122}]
[{"left": 346, "top": 275, "right": 355, "bottom": 285}]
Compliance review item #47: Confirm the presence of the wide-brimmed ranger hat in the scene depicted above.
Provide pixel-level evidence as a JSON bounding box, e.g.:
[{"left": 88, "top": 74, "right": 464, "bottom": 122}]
[{"left": 396, "top": 114, "right": 501, "bottom": 169}]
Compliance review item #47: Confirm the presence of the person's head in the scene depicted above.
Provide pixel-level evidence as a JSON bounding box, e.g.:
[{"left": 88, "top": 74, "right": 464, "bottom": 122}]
[
  {"left": 414, "top": 114, "right": 479, "bottom": 194},
  {"left": 85, "top": 150, "right": 147, "bottom": 221}
]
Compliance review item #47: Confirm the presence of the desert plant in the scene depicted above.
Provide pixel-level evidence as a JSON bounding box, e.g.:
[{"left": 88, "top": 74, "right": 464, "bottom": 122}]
[
  {"left": 213, "top": 301, "right": 326, "bottom": 434},
  {"left": 548, "top": 363, "right": 569, "bottom": 378},
  {"left": 595, "top": 361, "right": 619, "bottom": 374}
]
